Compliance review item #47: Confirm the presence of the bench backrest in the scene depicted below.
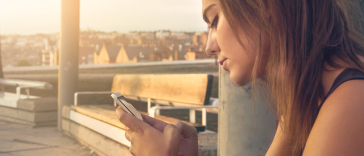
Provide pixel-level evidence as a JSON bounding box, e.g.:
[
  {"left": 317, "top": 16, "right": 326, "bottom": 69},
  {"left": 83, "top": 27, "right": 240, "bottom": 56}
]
[
  {"left": 111, "top": 74, "right": 213, "bottom": 105},
  {"left": 0, "top": 78, "right": 53, "bottom": 89}
]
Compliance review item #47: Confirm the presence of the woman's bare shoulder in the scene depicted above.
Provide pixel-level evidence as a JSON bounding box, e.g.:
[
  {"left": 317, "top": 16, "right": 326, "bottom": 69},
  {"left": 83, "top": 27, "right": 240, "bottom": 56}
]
[
  {"left": 324, "top": 79, "right": 364, "bottom": 110},
  {"left": 303, "top": 80, "right": 364, "bottom": 156}
]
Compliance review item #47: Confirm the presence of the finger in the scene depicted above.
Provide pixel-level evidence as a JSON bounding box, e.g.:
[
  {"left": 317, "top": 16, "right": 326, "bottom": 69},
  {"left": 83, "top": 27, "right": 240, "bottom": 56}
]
[
  {"left": 141, "top": 114, "right": 168, "bottom": 132},
  {"left": 175, "top": 122, "right": 198, "bottom": 139},
  {"left": 164, "top": 124, "right": 181, "bottom": 138},
  {"left": 163, "top": 124, "right": 181, "bottom": 155},
  {"left": 177, "top": 152, "right": 185, "bottom": 156},
  {"left": 116, "top": 106, "right": 148, "bottom": 132},
  {"left": 125, "top": 129, "right": 133, "bottom": 142}
]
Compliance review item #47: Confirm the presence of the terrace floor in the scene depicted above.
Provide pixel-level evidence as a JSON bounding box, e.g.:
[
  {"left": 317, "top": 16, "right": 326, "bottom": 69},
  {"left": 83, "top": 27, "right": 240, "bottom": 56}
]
[{"left": 0, "top": 120, "right": 97, "bottom": 156}]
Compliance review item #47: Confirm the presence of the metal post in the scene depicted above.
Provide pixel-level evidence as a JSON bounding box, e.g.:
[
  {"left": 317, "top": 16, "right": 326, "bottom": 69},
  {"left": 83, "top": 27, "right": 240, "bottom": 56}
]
[
  {"left": 58, "top": 0, "right": 80, "bottom": 130},
  {"left": 147, "top": 98, "right": 151, "bottom": 112},
  {"left": 189, "top": 109, "right": 196, "bottom": 123},
  {"left": 218, "top": 66, "right": 276, "bottom": 155},
  {"left": 155, "top": 104, "right": 160, "bottom": 115},
  {"left": 202, "top": 108, "right": 207, "bottom": 126}
]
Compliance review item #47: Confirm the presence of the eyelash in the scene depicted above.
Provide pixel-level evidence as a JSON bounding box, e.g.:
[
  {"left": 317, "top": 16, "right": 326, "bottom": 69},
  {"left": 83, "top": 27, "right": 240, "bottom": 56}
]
[{"left": 209, "top": 15, "right": 219, "bottom": 29}]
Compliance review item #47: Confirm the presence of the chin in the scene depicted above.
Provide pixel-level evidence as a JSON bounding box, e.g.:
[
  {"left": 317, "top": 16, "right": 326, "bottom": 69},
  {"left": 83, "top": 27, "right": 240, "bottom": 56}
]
[{"left": 229, "top": 70, "right": 251, "bottom": 86}]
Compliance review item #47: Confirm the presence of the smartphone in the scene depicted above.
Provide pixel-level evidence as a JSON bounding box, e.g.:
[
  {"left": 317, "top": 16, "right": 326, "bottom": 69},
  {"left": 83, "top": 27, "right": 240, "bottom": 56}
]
[{"left": 111, "top": 92, "right": 149, "bottom": 124}]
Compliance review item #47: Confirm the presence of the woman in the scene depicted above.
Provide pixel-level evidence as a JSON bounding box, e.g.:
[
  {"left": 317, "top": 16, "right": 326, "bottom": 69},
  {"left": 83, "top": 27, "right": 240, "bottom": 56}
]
[{"left": 116, "top": 0, "right": 364, "bottom": 155}]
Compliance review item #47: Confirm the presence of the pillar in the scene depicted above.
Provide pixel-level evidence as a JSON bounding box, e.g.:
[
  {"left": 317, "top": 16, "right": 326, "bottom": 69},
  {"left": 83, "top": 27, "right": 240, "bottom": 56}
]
[
  {"left": 218, "top": 66, "right": 276, "bottom": 155},
  {"left": 58, "top": 0, "right": 80, "bottom": 130}
]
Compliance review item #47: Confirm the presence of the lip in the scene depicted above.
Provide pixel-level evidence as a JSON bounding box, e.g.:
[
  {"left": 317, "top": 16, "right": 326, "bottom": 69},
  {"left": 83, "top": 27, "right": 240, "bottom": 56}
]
[
  {"left": 222, "top": 60, "right": 229, "bottom": 72},
  {"left": 219, "top": 58, "right": 227, "bottom": 65}
]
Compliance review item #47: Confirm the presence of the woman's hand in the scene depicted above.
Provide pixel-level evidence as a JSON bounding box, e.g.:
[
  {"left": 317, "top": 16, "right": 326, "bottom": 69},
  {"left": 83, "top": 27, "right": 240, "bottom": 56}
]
[
  {"left": 174, "top": 121, "right": 199, "bottom": 156},
  {"left": 116, "top": 106, "right": 199, "bottom": 156}
]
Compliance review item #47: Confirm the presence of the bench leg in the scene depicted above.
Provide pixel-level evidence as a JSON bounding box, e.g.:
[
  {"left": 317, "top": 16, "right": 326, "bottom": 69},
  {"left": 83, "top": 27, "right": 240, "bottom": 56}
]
[
  {"left": 189, "top": 109, "right": 196, "bottom": 123},
  {"left": 147, "top": 98, "right": 151, "bottom": 112},
  {"left": 202, "top": 108, "right": 207, "bottom": 126},
  {"left": 155, "top": 104, "right": 160, "bottom": 115}
]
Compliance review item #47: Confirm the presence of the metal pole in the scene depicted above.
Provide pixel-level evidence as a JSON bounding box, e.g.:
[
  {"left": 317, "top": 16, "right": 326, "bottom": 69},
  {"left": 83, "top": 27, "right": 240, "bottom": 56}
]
[
  {"left": 218, "top": 66, "right": 276, "bottom": 155},
  {"left": 58, "top": 0, "right": 80, "bottom": 130}
]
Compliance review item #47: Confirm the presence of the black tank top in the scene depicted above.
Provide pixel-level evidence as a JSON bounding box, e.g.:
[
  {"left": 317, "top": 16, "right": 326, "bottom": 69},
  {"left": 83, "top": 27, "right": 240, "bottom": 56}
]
[{"left": 318, "top": 68, "right": 364, "bottom": 112}]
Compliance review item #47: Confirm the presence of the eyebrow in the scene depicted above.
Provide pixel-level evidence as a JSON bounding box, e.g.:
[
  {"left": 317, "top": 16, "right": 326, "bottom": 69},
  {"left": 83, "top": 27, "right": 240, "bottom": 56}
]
[{"left": 203, "top": 4, "right": 217, "bottom": 24}]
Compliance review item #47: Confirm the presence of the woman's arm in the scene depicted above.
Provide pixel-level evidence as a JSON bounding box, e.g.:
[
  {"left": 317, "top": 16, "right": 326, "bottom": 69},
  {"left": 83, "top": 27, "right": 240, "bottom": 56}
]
[{"left": 266, "top": 120, "right": 292, "bottom": 156}]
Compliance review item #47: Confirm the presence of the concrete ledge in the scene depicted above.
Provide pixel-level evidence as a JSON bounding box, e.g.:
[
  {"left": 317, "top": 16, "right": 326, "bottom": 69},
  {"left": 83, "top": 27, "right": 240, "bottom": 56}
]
[
  {"left": 62, "top": 104, "right": 72, "bottom": 119},
  {"left": 62, "top": 119, "right": 132, "bottom": 156},
  {"left": 0, "top": 91, "right": 57, "bottom": 127},
  {"left": 0, "top": 115, "right": 56, "bottom": 127},
  {"left": 0, "top": 105, "right": 57, "bottom": 124},
  {"left": 66, "top": 109, "right": 131, "bottom": 146},
  {"left": 17, "top": 97, "right": 57, "bottom": 111}
]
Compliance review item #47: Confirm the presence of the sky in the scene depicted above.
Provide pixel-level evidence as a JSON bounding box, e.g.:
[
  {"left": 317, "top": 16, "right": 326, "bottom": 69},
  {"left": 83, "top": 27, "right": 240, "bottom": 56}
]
[{"left": 0, "top": 0, "right": 207, "bottom": 35}]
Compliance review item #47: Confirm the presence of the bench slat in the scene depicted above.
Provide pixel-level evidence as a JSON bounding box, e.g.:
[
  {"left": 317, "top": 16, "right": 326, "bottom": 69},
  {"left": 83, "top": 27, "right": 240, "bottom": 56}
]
[
  {"left": 71, "top": 105, "right": 205, "bottom": 132},
  {"left": 111, "top": 74, "right": 213, "bottom": 105}
]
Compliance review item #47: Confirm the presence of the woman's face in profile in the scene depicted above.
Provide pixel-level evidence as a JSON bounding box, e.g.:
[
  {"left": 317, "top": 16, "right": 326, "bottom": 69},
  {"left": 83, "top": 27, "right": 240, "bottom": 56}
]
[{"left": 202, "top": 0, "right": 260, "bottom": 86}]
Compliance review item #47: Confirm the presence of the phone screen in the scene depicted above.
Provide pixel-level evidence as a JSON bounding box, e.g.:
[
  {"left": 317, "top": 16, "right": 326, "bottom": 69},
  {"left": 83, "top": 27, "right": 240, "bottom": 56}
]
[{"left": 117, "top": 96, "right": 136, "bottom": 116}]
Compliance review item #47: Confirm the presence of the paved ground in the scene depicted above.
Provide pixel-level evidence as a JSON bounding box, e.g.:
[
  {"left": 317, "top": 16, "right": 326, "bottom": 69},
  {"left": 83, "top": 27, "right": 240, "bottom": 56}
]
[{"left": 0, "top": 120, "right": 97, "bottom": 156}]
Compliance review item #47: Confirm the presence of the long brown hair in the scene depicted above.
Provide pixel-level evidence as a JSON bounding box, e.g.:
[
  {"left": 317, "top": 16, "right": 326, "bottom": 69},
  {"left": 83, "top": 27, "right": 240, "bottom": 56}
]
[{"left": 220, "top": 0, "right": 364, "bottom": 155}]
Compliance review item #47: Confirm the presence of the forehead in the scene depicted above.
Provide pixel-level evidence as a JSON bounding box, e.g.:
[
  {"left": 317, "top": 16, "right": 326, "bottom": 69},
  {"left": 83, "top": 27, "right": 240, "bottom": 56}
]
[{"left": 202, "top": 0, "right": 219, "bottom": 10}]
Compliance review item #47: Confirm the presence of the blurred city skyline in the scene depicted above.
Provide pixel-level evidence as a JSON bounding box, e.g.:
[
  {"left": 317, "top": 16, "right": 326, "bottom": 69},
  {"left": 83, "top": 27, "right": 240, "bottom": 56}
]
[{"left": 0, "top": 0, "right": 207, "bottom": 35}]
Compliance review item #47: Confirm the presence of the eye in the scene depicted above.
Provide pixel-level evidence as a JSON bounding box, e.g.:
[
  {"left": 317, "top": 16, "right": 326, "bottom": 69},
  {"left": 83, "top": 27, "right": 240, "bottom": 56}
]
[{"left": 209, "top": 15, "right": 219, "bottom": 29}]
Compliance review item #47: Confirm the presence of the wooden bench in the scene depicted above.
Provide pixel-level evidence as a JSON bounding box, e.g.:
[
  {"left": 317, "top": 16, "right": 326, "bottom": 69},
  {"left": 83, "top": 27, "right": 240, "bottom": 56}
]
[
  {"left": 74, "top": 74, "right": 218, "bottom": 125},
  {"left": 0, "top": 78, "right": 57, "bottom": 127},
  {"left": 63, "top": 74, "right": 218, "bottom": 156}
]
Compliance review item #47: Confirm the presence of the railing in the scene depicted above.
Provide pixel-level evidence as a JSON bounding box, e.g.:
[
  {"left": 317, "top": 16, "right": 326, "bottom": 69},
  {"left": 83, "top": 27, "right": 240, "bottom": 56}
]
[
  {"left": 4, "top": 59, "right": 216, "bottom": 73},
  {"left": 148, "top": 105, "right": 218, "bottom": 126}
]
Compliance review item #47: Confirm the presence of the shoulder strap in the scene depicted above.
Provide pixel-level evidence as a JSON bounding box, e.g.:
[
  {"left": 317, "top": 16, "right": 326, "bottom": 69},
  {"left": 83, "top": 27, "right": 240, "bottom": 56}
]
[{"left": 318, "top": 68, "right": 364, "bottom": 111}]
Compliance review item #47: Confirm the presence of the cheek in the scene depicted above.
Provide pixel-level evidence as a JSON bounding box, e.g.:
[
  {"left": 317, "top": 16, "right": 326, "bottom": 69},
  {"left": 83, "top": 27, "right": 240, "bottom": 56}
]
[
  {"left": 216, "top": 15, "right": 240, "bottom": 54},
  {"left": 216, "top": 14, "right": 256, "bottom": 86}
]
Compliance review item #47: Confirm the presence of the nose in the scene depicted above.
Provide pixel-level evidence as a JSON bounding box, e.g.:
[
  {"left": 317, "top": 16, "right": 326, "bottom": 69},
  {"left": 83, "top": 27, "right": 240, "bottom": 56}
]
[{"left": 205, "top": 29, "right": 221, "bottom": 56}]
